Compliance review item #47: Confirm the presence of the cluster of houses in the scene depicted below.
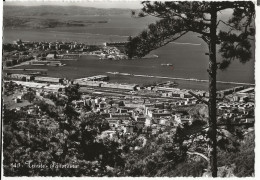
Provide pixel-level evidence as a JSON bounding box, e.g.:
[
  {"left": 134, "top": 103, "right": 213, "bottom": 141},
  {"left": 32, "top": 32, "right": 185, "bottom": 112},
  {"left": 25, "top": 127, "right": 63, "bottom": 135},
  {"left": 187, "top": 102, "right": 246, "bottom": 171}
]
[
  {"left": 12, "top": 39, "right": 100, "bottom": 52},
  {"left": 217, "top": 100, "right": 255, "bottom": 124},
  {"left": 71, "top": 94, "right": 195, "bottom": 136},
  {"left": 3, "top": 39, "right": 131, "bottom": 69},
  {"left": 90, "top": 46, "right": 128, "bottom": 60},
  {"left": 87, "top": 41, "right": 128, "bottom": 60},
  {"left": 4, "top": 77, "right": 255, "bottom": 154},
  {"left": 217, "top": 86, "right": 255, "bottom": 124},
  {"left": 5, "top": 71, "right": 255, "bottom": 140},
  {"left": 3, "top": 39, "right": 105, "bottom": 67}
]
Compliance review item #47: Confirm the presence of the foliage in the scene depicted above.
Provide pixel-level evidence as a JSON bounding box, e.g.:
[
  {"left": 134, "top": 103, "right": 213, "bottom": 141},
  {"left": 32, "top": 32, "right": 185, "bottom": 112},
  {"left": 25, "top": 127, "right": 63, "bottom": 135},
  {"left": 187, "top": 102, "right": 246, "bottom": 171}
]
[
  {"left": 65, "top": 84, "right": 81, "bottom": 103},
  {"left": 217, "top": 132, "right": 254, "bottom": 177},
  {"left": 22, "top": 90, "right": 36, "bottom": 103},
  {"left": 3, "top": 84, "right": 124, "bottom": 176},
  {"left": 4, "top": 81, "right": 22, "bottom": 95},
  {"left": 33, "top": 100, "right": 59, "bottom": 118},
  {"left": 122, "top": 130, "right": 187, "bottom": 176},
  {"left": 3, "top": 108, "right": 124, "bottom": 176},
  {"left": 126, "top": 1, "right": 254, "bottom": 177},
  {"left": 127, "top": 1, "right": 255, "bottom": 69}
]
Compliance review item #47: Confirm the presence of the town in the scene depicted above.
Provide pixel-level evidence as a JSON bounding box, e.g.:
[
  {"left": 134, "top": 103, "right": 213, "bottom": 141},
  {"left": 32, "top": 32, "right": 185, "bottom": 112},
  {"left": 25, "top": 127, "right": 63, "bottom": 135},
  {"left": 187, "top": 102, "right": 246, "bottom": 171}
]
[
  {"left": 3, "top": 39, "right": 129, "bottom": 69},
  {"left": 3, "top": 72, "right": 255, "bottom": 138},
  {"left": 3, "top": 38, "right": 255, "bottom": 140},
  {"left": 2, "top": 1, "right": 256, "bottom": 177},
  {"left": 3, "top": 40, "right": 255, "bottom": 177}
]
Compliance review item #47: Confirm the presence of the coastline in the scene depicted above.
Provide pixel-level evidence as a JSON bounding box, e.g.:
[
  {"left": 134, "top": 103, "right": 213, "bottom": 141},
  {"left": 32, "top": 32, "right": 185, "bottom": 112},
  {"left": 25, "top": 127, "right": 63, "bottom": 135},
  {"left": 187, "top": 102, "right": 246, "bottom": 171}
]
[{"left": 5, "top": 57, "right": 254, "bottom": 91}]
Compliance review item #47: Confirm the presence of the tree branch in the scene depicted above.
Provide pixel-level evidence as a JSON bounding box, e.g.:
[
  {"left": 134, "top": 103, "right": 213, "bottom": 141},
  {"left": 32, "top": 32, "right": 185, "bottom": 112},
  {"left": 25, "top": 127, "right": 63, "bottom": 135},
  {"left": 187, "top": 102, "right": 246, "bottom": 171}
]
[
  {"left": 217, "top": 20, "right": 236, "bottom": 29},
  {"left": 187, "top": 151, "right": 209, "bottom": 162},
  {"left": 188, "top": 91, "right": 209, "bottom": 105},
  {"left": 217, "top": 122, "right": 254, "bottom": 126}
]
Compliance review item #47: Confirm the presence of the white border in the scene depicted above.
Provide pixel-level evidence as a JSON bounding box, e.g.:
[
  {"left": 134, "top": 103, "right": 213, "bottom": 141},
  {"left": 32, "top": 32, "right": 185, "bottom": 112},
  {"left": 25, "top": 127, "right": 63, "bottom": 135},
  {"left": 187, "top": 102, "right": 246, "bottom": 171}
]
[{"left": 1, "top": 1, "right": 259, "bottom": 180}]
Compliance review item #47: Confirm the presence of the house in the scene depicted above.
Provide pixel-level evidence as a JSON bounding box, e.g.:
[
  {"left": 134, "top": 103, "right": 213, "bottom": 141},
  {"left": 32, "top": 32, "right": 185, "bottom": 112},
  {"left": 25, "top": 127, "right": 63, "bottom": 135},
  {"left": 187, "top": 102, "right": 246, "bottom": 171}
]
[
  {"left": 174, "top": 114, "right": 193, "bottom": 125},
  {"left": 181, "top": 118, "right": 192, "bottom": 125},
  {"left": 100, "top": 130, "right": 117, "bottom": 139},
  {"left": 123, "top": 125, "right": 134, "bottom": 133},
  {"left": 159, "top": 118, "right": 171, "bottom": 126},
  {"left": 46, "top": 53, "right": 56, "bottom": 60},
  {"left": 99, "top": 101, "right": 107, "bottom": 108},
  {"left": 118, "top": 108, "right": 128, "bottom": 113},
  {"left": 176, "top": 101, "right": 185, "bottom": 106},
  {"left": 245, "top": 118, "right": 254, "bottom": 123},
  {"left": 110, "top": 113, "right": 130, "bottom": 119},
  {"left": 136, "top": 116, "right": 146, "bottom": 122},
  {"left": 145, "top": 118, "right": 153, "bottom": 126},
  {"left": 135, "top": 121, "right": 145, "bottom": 130},
  {"left": 106, "top": 118, "right": 121, "bottom": 128},
  {"left": 100, "top": 113, "right": 110, "bottom": 118}
]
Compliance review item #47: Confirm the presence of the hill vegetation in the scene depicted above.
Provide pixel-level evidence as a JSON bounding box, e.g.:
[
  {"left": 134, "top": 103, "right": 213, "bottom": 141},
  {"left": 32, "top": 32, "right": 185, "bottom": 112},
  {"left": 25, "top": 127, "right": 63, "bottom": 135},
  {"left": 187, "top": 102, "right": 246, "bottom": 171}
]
[
  {"left": 4, "top": 5, "right": 133, "bottom": 17},
  {"left": 3, "top": 83, "right": 254, "bottom": 177},
  {"left": 3, "top": 5, "right": 134, "bottom": 29}
]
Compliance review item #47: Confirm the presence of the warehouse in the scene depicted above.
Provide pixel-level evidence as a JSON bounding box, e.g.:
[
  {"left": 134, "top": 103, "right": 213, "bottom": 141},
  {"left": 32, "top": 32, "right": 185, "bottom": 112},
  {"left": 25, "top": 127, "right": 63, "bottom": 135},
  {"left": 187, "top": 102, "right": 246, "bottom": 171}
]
[
  {"left": 9, "top": 74, "right": 34, "bottom": 81},
  {"left": 75, "top": 75, "right": 109, "bottom": 82},
  {"left": 74, "top": 80, "right": 102, "bottom": 87},
  {"left": 101, "top": 83, "right": 138, "bottom": 90},
  {"left": 34, "top": 76, "right": 63, "bottom": 84}
]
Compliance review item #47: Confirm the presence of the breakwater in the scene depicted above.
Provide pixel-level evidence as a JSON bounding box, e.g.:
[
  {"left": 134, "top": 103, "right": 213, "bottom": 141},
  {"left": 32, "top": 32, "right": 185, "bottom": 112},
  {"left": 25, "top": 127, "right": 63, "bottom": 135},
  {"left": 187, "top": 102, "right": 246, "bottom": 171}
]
[{"left": 106, "top": 72, "right": 255, "bottom": 86}]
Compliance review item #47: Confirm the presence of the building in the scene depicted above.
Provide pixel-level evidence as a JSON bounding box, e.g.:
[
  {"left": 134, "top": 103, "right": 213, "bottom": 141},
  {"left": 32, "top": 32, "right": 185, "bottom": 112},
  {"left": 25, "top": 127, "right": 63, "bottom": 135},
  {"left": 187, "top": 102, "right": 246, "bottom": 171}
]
[
  {"left": 123, "top": 124, "right": 134, "bottom": 133},
  {"left": 103, "top": 42, "right": 128, "bottom": 47},
  {"left": 9, "top": 74, "right": 34, "bottom": 81},
  {"left": 46, "top": 54, "right": 56, "bottom": 60},
  {"left": 110, "top": 113, "right": 130, "bottom": 119},
  {"left": 34, "top": 76, "right": 63, "bottom": 84},
  {"left": 101, "top": 83, "right": 138, "bottom": 90}
]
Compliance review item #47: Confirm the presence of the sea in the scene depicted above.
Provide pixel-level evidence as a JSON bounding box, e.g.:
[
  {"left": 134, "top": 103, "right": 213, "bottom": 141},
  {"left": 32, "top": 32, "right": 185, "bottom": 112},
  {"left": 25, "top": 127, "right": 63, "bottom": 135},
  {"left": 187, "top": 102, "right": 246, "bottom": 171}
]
[{"left": 3, "top": 15, "right": 255, "bottom": 91}]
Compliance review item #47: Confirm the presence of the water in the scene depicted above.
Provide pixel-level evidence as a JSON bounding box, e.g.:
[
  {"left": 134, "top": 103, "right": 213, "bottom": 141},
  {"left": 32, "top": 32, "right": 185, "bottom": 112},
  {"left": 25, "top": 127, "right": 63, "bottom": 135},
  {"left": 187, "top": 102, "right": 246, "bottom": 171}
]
[{"left": 3, "top": 15, "right": 255, "bottom": 90}]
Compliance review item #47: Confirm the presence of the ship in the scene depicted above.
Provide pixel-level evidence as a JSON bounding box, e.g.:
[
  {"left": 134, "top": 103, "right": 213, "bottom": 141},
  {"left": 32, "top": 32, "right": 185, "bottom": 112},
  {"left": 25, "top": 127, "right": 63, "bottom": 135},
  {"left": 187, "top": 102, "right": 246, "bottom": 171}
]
[
  {"left": 107, "top": 72, "right": 119, "bottom": 75},
  {"left": 120, "top": 73, "right": 131, "bottom": 76},
  {"left": 161, "top": 63, "right": 173, "bottom": 66},
  {"left": 47, "top": 63, "right": 66, "bottom": 67}
]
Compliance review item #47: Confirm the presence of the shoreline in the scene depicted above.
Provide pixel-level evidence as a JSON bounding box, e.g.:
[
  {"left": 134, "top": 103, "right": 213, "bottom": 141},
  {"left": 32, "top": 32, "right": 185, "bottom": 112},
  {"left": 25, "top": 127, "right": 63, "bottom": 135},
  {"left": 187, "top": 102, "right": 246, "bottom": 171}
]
[{"left": 106, "top": 72, "right": 255, "bottom": 86}]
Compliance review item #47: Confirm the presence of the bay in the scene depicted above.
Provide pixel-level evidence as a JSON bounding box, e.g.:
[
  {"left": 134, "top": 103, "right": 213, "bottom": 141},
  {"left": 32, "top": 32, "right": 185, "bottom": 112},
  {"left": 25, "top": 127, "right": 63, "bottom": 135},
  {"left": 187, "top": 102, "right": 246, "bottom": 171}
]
[{"left": 3, "top": 15, "right": 255, "bottom": 90}]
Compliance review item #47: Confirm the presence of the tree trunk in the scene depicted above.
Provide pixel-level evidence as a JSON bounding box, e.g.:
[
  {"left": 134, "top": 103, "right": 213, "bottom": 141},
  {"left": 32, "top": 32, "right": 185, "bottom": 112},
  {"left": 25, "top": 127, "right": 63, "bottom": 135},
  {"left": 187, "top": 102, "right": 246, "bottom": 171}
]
[{"left": 208, "top": 4, "right": 218, "bottom": 177}]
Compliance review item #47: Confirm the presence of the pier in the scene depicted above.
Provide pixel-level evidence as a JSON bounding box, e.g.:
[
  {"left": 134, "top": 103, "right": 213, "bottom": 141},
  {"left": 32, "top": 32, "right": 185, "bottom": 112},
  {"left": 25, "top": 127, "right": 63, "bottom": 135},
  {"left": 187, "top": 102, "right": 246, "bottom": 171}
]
[{"left": 5, "top": 68, "right": 48, "bottom": 71}]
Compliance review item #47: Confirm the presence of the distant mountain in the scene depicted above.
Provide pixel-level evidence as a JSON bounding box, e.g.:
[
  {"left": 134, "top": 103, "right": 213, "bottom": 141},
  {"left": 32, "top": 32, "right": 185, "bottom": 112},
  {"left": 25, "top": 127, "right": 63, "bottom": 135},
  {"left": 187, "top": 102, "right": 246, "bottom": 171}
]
[
  {"left": 3, "top": 5, "right": 134, "bottom": 17},
  {"left": 3, "top": 5, "right": 135, "bottom": 29}
]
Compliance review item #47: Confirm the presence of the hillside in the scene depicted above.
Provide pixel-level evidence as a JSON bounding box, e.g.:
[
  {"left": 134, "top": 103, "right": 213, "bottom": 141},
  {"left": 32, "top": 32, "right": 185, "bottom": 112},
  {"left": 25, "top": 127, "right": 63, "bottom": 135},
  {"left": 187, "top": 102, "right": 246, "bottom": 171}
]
[
  {"left": 3, "top": 5, "right": 134, "bottom": 29},
  {"left": 3, "top": 5, "right": 134, "bottom": 17}
]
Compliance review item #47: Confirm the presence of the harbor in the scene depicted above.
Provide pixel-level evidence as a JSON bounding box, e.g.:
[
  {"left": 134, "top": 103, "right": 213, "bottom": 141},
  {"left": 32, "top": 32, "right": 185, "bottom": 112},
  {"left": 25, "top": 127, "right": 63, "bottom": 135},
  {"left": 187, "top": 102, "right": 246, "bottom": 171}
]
[{"left": 106, "top": 72, "right": 255, "bottom": 86}]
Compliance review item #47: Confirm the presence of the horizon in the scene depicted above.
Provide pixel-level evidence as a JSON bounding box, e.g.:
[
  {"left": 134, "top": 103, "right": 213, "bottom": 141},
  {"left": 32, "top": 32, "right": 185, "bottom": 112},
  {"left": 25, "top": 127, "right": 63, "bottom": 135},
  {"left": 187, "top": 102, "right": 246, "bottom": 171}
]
[{"left": 3, "top": 1, "right": 143, "bottom": 9}]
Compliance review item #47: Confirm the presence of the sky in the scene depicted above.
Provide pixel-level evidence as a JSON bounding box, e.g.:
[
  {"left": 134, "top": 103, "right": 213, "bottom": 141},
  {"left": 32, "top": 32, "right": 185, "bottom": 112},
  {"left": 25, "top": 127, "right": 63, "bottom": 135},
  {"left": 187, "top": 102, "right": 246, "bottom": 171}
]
[{"left": 4, "top": 0, "right": 143, "bottom": 9}]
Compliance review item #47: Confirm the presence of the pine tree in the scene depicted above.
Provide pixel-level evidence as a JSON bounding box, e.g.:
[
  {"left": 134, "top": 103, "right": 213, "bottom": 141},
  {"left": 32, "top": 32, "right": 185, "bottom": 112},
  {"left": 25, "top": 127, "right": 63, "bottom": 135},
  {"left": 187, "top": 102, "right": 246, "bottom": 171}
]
[{"left": 126, "top": 1, "right": 255, "bottom": 177}]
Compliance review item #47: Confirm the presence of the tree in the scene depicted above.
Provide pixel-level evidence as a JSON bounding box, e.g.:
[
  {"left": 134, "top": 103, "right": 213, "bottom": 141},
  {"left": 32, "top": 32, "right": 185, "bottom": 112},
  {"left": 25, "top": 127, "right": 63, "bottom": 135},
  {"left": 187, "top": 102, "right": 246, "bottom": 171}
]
[
  {"left": 118, "top": 101, "right": 125, "bottom": 107},
  {"left": 22, "top": 91, "right": 36, "bottom": 103},
  {"left": 65, "top": 84, "right": 81, "bottom": 103},
  {"left": 126, "top": 1, "right": 255, "bottom": 177}
]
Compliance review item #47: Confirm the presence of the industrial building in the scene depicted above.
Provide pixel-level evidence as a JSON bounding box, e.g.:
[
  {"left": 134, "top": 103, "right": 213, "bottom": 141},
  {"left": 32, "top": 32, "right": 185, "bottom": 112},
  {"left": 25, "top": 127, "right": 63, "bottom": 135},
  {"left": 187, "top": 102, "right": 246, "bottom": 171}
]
[
  {"left": 8, "top": 73, "right": 35, "bottom": 81},
  {"left": 100, "top": 83, "right": 138, "bottom": 90},
  {"left": 74, "top": 80, "right": 102, "bottom": 87},
  {"left": 74, "top": 75, "right": 108, "bottom": 82},
  {"left": 103, "top": 42, "right": 128, "bottom": 47},
  {"left": 217, "top": 86, "right": 245, "bottom": 98},
  {"left": 34, "top": 76, "right": 63, "bottom": 84}
]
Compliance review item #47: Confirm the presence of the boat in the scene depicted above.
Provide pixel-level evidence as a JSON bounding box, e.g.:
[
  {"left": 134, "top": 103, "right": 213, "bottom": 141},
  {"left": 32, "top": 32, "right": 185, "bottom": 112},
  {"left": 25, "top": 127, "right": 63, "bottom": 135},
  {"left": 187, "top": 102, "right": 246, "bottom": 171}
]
[
  {"left": 161, "top": 63, "right": 173, "bottom": 66},
  {"left": 107, "top": 72, "right": 119, "bottom": 74},
  {"left": 27, "top": 72, "right": 42, "bottom": 75},
  {"left": 47, "top": 63, "right": 66, "bottom": 67},
  {"left": 120, "top": 73, "right": 131, "bottom": 76}
]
